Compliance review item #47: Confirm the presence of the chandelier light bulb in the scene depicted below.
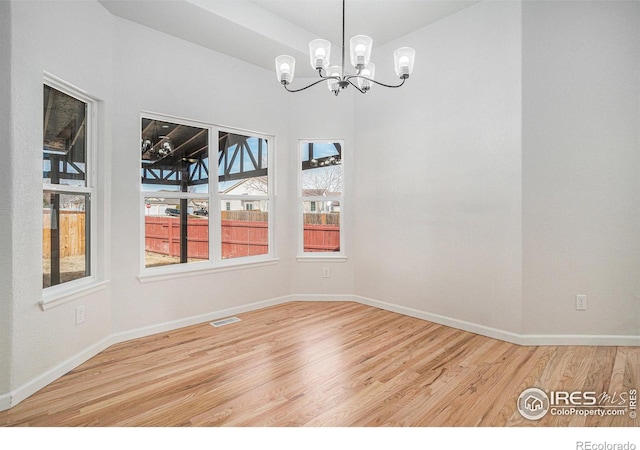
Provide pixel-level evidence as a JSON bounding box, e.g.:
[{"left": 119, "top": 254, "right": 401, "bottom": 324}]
[
  {"left": 279, "top": 63, "right": 291, "bottom": 83},
  {"left": 314, "top": 49, "right": 326, "bottom": 69},
  {"left": 357, "top": 62, "right": 375, "bottom": 91},
  {"left": 398, "top": 56, "right": 410, "bottom": 76},
  {"left": 275, "top": 55, "right": 296, "bottom": 84},
  {"left": 353, "top": 44, "right": 367, "bottom": 68},
  {"left": 349, "top": 35, "right": 373, "bottom": 69},
  {"left": 327, "top": 65, "right": 342, "bottom": 94},
  {"left": 394, "top": 47, "right": 415, "bottom": 79},
  {"left": 309, "top": 39, "right": 331, "bottom": 70}
]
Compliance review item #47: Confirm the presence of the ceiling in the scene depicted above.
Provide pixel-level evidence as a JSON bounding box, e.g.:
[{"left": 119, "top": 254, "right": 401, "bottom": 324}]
[{"left": 99, "top": 0, "right": 479, "bottom": 77}]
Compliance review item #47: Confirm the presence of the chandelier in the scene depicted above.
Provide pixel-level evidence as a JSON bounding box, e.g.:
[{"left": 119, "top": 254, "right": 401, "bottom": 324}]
[
  {"left": 141, "top": 121, "right": 173, "bottom": 160},
  {"left": 275, "top": 0, "right": 416, "bottom": 96}
]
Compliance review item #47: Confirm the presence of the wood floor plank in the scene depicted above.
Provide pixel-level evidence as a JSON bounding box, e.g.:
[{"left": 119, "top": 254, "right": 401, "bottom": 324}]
[{"left": 0, "top": 301, "right": 637, "bottom": 427}]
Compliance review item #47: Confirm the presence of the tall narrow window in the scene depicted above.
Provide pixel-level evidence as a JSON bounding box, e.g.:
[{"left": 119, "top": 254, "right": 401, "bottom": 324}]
[
  {"left": 43, "top": 83, "right": 94, "bottom": 289},
  {"left": 300, "top": 141, "right": 343, "bottom": 254},
  {"left": 218, "top": 131, "right": 269, "bottom": 260},
  {"left": 141, "top": 117, "right": 209, "bottom": 268}
]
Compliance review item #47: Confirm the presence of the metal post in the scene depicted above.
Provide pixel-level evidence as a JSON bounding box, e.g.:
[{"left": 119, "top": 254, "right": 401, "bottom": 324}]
[
  {"left": 341, "top": 0, "right": 345, "bottom": 79},
  {"left": 50, "top": 156, "right": 60, "bottom": 286},
  {"left": 180, "top": 163, "right": 188, "bottom": 264}
]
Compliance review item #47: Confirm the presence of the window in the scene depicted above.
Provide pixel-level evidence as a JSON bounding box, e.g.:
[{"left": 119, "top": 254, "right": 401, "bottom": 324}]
[
  {"left": 141, "top": 116, "right": 273, "bottom": 271},
  {"left": 43, "top": 82, "right": 96, "bottom": 289},
  {"left": 218, "top": 131, "right": 270, "bottom": 260},
  {"left": 141, "top": 117, "right": 209, "bottom": 268},
  {"left": 299, "top": 141, "right": 343, "bottom": 255}
]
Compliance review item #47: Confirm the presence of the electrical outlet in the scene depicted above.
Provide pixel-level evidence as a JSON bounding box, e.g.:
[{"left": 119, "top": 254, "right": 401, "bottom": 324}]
[
  {"left": 576, "top": 295, "right": 587, "bottom": 311},
  {"left": 76, "top": 305, "right": 85, "bottom": 325},
  {"left": 323, "top": 267, "right": 330, "bottom": 278}
]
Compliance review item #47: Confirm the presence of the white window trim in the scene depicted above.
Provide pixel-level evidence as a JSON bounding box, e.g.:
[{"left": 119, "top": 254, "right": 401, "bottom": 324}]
[
  {"left": 41, "top": 74, "right": 103, "bottom": 309},
  {"left": 297, "top": 139, "right": 346, "bottom": 260},
  {"left": 139, "top": 113, "right": 277, "bottom": 278}
]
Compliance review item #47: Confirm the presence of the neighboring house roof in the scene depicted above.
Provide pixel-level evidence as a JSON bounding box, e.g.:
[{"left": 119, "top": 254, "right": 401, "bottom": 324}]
[
  {"left": 221, "top": 176, "right": 268, "bottom": 195},
  {"left": 303, "top": 189, "right": 327, "bottom": 197}
]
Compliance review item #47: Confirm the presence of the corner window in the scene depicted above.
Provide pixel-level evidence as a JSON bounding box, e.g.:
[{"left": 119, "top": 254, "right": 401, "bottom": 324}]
[
  {"left": 299, "top": 141, "right": 343, "bottom": 255},
  {"left": 43, "top": 82, "right": 95, "bottom": 289}
]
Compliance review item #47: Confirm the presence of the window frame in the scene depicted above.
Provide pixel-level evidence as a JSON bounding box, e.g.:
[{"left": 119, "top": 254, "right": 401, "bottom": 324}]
[
  {"left": 139, "top": 113, "right": 277, "bottom": 281},
  {"left": 297, "top": 139, "right": 346, "bottom": 262},
  {"left": 216, "top": 126, "right": 274, "bottom": 264},
  {"left": 41, "top": 74, "right": 103, "bottom": 307},
  {"left": 139, "top": 113, "right": 212, "bottom": 272}
]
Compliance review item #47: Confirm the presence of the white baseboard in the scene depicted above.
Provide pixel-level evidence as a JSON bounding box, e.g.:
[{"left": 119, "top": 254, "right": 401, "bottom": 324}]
[
  {"left": 354, "top": 295, "right": 640, "bottom": 347},
  {"left": 0, "top": 391, "right": 10, "bottom": 412},
  {"left": 7, "top": 335, "right": 114, "bottom": 411},
  {"left": 290, "top": 293, "right": 357, "bottom": 303},
  {"left": 355, "top": 295, "right": 523, "bottom": 345},
  {"left": 519, "top": 334, "right": 640, "bottom": 346},
  {"left": 2, "top": 293, "right": 638, "bottom": 412},
  {"left": 109, "top": 295, "right": 292, "bottom": 345}
]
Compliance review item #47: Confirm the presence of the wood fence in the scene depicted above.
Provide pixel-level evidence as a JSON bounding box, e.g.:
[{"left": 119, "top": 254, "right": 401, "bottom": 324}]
[
  {"left": 303, "top": 223, "right": 340, "bottom": 252},
  {"left": 303, "top": 212, "right": 340, "bottom": 252},
  {"left": 43, "top": 210, "right": 86, "bottom": 258},
  {"left": 304, "top": 212, "right": 340, "bottom": 226},
  {"left": 145, "top": 216, "right": 210, "bottom": 259},
  {"left": 145, "top": 214, "right": 340, "bottom": 257},
  {"left": 44, "top": 211, "right": 340, "bottom": 260}
]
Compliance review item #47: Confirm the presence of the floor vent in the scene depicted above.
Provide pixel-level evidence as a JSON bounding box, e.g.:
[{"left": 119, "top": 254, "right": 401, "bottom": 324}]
[{"left": 210, "top": 317, "right": 241, "bottom": 327}]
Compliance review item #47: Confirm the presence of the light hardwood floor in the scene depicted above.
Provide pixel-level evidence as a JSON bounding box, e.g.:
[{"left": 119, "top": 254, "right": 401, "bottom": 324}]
[{"left": 0, "top": 301, "right": 638, "bottom": 426}]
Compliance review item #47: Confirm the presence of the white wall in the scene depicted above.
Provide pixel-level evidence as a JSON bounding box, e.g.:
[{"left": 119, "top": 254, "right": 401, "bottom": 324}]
[
  {"left": 7, "top": 0, "right": 114, "bottom": 401},
  {"left": 352, "top": 0, "right": 639, "bottom": 342},
  {"left": 288, "top": 83, "right": 356, "bottom": 298},
  {"left": 353, "top": 1, "right": 523, "bottom": 336},
  {"left": 109, "top": 17, "right": 293, "bottom": 334},
  {"left": 0, "top": 0, "right": 13, "bottom": 400},
  {"left": 522, "top": 1, "right": 640, "bottom": 337}
]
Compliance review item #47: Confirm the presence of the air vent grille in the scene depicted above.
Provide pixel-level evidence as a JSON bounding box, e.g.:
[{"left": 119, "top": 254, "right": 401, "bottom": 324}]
[{"left": 210, "top": 317, "right": 241, "bottom": 327}]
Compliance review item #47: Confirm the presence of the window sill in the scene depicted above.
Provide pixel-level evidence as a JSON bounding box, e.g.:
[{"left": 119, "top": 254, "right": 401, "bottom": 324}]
[
  {"left": 40, "top": 279, "right": 109, "bottom": 311},
  {"left": 138, "top": 257, "right": 280, "bottom": 284},
  {"left": 296, "top": 255, "right": 348, "bottom": 263}
]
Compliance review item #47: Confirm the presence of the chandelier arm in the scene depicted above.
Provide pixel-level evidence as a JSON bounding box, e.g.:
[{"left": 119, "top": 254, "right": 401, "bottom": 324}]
[
  {"left": 346, "top": 78, "right": 366, "bottom": 94},
  {"left": 317, "top": 68, "right": 340, "bottom": 80},
  {"left": 283, "top": 77, "right": 335, "bottom": 93},
  {"left": 345, "top": 74, "right": 407, "bottom": 89}
]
